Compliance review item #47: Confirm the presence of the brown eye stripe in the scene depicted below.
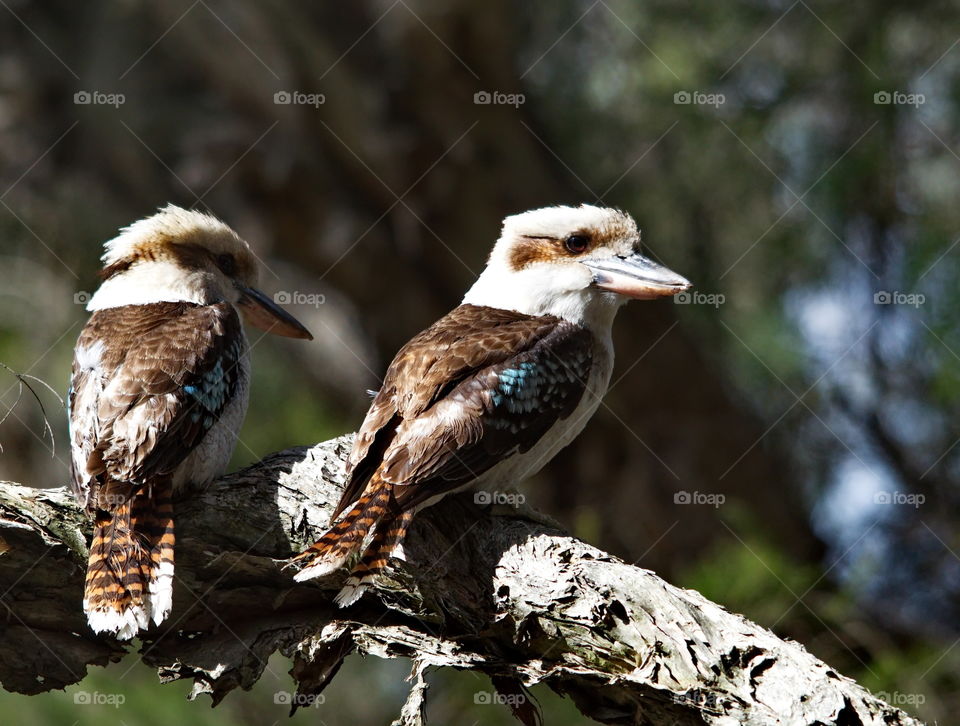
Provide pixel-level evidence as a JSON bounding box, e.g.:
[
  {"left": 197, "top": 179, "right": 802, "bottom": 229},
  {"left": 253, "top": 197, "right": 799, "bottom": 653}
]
[
  {"left": 508, "top": 232, "right": 599, "bottom": 270},
  {"left": 99, "top": 239, "right": 205, "bottom": 279},
  {"left": 503, "top": 215, "right": 643, "bottom": 270},
  {"left": 508, "top": 237, "right": 561, "bottom": 269},
  {"left": 99, "top": 238, "right": 255, "bottom": 281}
]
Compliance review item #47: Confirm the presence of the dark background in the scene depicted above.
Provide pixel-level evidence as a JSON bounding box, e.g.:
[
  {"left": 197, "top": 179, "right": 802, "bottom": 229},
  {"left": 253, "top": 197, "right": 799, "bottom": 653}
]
[{"left": 0, "top": 1, "right": 956, "bottom": 723}]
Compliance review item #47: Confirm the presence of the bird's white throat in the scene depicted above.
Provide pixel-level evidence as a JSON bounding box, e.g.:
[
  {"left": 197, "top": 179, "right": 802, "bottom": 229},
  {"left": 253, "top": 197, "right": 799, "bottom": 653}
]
[{"left": 462, "top": 260, "right": 624, "bottom": 333}]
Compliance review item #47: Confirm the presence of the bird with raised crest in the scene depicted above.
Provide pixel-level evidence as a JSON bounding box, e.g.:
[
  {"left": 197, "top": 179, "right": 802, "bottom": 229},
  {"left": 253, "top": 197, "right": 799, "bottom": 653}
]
[
  {"left": 69, "top": 204, "right": 312, "bottom": 639},
  {"left": 291, "top": 204, "right": 690, "bottom": 606}
]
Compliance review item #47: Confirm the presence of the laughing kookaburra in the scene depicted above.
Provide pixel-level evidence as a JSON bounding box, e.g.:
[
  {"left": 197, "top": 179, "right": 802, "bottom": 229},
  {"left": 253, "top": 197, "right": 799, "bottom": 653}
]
[
  {"left": 69, "top": 204, "right": 312, "bottom": 639},
  {"left": 292, "top": 204, "right": 690, "bottom": 606}
]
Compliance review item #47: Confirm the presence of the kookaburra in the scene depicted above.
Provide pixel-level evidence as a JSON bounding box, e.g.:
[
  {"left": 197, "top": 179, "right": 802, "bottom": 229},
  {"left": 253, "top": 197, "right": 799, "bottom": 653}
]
[
  {"left": 292, "top": 204, "right": 690, "bottom": 605},
  {"left": 69, "top": 204, "right": 312, "bottom": 639}
]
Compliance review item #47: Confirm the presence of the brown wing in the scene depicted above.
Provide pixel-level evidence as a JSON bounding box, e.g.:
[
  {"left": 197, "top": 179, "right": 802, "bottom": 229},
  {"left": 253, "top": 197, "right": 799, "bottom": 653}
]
[
  {"left": 385, "top": 320, "right": 593, "bottom": 510},
  {"left": 332, "top": 304, "right": 593, "bottom": 516},
  {"left": 69, "top": 301, "right": 244, "bottom": 513}
]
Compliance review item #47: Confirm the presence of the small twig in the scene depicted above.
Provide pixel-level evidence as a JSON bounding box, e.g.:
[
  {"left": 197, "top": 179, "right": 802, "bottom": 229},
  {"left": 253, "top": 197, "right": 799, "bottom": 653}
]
[{"left": 0, "top": 362, "right": 65, "bottom": 457}]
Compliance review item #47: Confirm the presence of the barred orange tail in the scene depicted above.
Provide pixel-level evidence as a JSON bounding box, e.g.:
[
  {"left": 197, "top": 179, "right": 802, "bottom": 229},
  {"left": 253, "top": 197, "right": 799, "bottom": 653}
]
[
  {"left": 334, "top": 509, "right": 414, "bottom": 607},
  {"left": 291, "top": 476, "right": 392, "bottom": 582},
  {"left": 83, "top": 482, "right": 175, "bottom": 640}
]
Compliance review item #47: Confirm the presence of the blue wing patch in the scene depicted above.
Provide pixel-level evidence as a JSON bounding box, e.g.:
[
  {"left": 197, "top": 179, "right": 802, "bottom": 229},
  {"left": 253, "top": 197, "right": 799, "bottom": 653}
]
[
  {"left": 181, "top": 337, "right": 243, "bottom": 429},
  {"left": 490, "top": 344, "right": 591, "bottom": 430}
]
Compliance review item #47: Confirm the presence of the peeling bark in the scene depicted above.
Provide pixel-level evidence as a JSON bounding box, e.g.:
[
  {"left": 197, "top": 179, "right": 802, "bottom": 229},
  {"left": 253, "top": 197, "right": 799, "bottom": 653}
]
[{"left": 0, "top": 436, "right": 923, "bottom": 725}]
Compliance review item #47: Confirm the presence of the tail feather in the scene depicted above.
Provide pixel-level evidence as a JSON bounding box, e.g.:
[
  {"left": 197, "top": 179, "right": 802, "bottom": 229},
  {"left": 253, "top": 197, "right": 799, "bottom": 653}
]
[
  {"left": 292, "top": 476, "right": 391, "bottom": 582},
  {"left": 83, "top": 481, "right": 175, "bottom": 640},
  {"left": 335, "top": 510, "right": 413, "bottom": 608},
  {"left": 146, "top": 485, "right": 175, "bottom": 627}
]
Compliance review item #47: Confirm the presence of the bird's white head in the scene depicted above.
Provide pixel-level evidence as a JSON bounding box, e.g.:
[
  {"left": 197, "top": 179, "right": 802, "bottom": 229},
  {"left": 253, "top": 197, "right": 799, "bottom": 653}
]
[
  {"left": 86, "top": 204, "right": 312, "bottom": 338},
  {"left": 463, "top": 204, "right": 690, "bottom": 331}
]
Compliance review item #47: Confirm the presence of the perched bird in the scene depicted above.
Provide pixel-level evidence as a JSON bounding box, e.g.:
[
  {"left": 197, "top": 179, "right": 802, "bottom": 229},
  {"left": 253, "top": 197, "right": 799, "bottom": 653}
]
[
  {"left": 69, "top": 205, "right": 312, "bottom": 639},
  {"left": 292, "top": 204, "right": 690, "bottom": 605}
]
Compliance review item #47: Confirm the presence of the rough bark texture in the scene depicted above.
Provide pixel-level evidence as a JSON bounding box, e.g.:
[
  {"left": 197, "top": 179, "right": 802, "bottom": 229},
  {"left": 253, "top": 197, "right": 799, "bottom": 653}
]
[{"left": 0, "top": 435, "right": 922, "bottom": 726}]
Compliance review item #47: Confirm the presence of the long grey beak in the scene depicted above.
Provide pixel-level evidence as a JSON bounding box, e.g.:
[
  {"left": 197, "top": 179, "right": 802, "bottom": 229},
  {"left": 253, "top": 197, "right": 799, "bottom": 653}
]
[
  {"left": 237, "top": 287, "right": 313, "bottom": 340},
  {"left": 584, "top": 253, "right": 691, "bottom": 300}
]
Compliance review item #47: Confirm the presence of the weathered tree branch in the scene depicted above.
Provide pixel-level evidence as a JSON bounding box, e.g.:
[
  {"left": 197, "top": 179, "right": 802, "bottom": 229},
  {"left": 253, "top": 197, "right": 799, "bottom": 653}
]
[{"left": 0, "top": 436, "right": 923, "bottom": 725}]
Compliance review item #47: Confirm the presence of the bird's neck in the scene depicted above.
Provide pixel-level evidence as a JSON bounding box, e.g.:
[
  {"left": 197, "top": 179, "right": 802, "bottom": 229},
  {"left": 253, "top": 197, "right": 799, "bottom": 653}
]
[
  {"left": 462, "top": 264, "right": 623, "bottom": 335},
  {"left": 87, "top": 262, "right": 227, "bottom": 310}
]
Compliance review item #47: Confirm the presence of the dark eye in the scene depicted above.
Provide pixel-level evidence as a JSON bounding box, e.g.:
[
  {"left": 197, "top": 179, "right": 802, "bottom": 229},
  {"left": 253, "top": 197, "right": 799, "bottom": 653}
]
[
  {"left": 216, "top": 253, "right": 236, "bottom": 276},
  {"left": 564, "top": 235, "right": 590, "bottom": 254}
]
